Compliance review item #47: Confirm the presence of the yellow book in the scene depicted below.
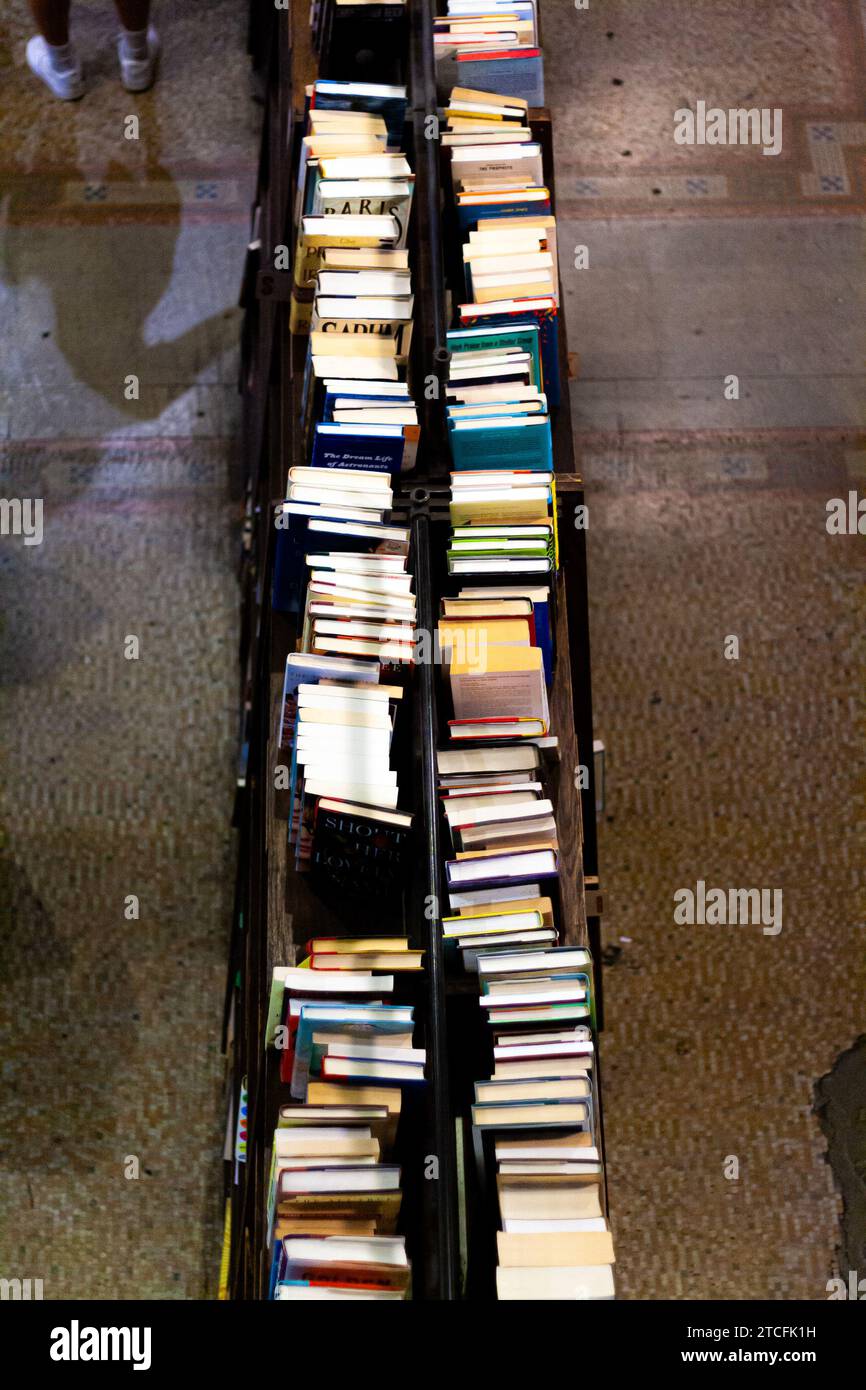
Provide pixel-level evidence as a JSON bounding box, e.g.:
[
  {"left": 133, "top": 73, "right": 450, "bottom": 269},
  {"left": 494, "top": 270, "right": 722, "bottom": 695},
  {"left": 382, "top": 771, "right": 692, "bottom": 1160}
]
[
  {"left": 307, "top": 937, "right": 410, "bottom": 953},
  {"left": 306, "top": 1081, "right": 402, "bottom": 1150},
  {"left": 497, "top": 1230, "right": 615, "bottom": 1268},
  {"left": 438, "top": 616, "right": 531, "bottom": 670},
  {"left": 455, "top": 838, "right": 557, "bottom": 859},
  {"left": 551, "top": 474, "right": 560, "bottom": 570},
  {"left": 321, "top": 247, "right": 410, "bottom": 271},
  {"left": 308, "top": 111, "right": 389, "bottom": 130},
  {"left": 451, "top": 641, "right": 542, "bottom": 677},
  {"left": 217, "top": 1199, "right": 231, "bottom": 1300},
  {"left": 458, "top": 895, "right": 555, "bottom": 928},
  {"left": 449, "top": 84, "right": 529, "bottom": 111},
  {"left": 302, "top": 135, "right": 387, "bottom": 156},
  {"left": 441, "top": 908, "right": 544, "bottom": 937},
  {"left": 293, "top": 215, "right": 401, "bottom": 291},
  {"left": 310, "top": 952, "right": 424, "bottom": 971},
  {"left": 450, "top": 492, "right": 550, "bottom": 526},
  {"left": 472, "top": 276, "right": 555, "bottom": 304}
]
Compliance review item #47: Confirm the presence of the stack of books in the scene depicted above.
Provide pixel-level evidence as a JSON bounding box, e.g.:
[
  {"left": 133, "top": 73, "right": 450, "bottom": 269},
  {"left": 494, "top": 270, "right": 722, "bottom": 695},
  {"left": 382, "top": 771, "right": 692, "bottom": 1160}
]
[
  {"left": 438, "top": 742, "right": 558, "bottom": 970},
  {"left": 276, "top": 99, "right": 420, "bottom": 612},
  {"left": 442, "top": 85, "right": 560, "bottom": 404},
  {"left": 276, "top": 467, "right": 416, "bottom": 878},
  {"left": 291, "top": 81, "right": 412, "bottom": 336},
  {"left": 438, "top": 741, "right": 558, "bottom": 899},
  {"left": 265, "top": 955, "right": 425, "bottom": 1300},
  {"left": 434, "top": 3, "right": 544, "bottom": 106},
  {"left": 438, "top": 596, "right": 551, "bottom": 742},
  {"left": 435, "top": 749, "right": 614, "bottom": 1296},
  {"left": 279, "top": 657, "right": 414, "bottom": 882},
  {"left": 436, "top": 746, "right": 615, "bottom": 1298},
  {"left": 473, "top": 993, "right": 615, "bottom": 1299},
  {"left": 447, "top": 471, "right": 557, "bottom": 582}
]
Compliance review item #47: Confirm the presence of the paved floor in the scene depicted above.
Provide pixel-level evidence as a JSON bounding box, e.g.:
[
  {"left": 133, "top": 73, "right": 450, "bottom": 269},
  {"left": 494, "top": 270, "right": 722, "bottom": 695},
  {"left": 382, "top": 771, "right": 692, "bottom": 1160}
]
[
  {"left": 547, "top": 0, "right": 866, "bottom": 1299},
  {"left": 0, "top": 0, "right": 254, "bottom": 1298}
]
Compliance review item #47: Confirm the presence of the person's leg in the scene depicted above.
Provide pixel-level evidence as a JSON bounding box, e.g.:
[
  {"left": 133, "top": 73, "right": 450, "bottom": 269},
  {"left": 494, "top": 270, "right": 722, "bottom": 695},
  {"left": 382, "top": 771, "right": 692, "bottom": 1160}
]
[
  {"left": 113, "top": 0, "right": 151, "bottom": 31},
  {"left": 26, "top": 0, "right": 85, "bottom": 100},
  {"left": 113, "top": 0, "right": 159, "bottom": 92},
  {"left": 27, "top": 0, "right": 71, "bottom": 46}
]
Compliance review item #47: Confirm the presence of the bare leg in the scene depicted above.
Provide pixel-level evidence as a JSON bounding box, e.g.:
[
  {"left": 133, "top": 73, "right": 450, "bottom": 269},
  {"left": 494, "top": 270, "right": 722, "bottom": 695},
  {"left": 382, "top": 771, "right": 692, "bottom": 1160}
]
[
  {"left": 113, "top": 0, "right": 158, "bottom": 89},
  {"left": 113, "top": 0, "right": 151, "bottom": 28},
  {"left": 27, "top": 0, "right": 71, "bottom": 46}
]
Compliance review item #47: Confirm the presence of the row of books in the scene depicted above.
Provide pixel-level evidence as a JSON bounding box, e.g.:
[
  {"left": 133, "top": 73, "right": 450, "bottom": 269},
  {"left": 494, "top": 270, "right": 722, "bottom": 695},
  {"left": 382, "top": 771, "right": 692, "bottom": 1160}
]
[
  {"left": 473, "top": 997, "right": 614, "bottom": 1300},
  {"left": 435, "top": 1, "right": 544, "bottom": 106},
  {"left": 273, "top": 85, "right": 419, "bottom": 612},
  {"left": 274, "top": 77, "right": 424, "bottom": 893},
  {"left": 433, "top": 68, "right": 615, "bottom": 1295},
  {"left": 290, "top": 79, "right": 411, "bottom": 338},
  {"left": 434, "top": 741, "right": 615, "bottom": 1297},
  {"left": 275, "top": 83, "right": 419, "bottom": 631},
  {"left": 442, "top": 759, "right": 611, "bottom": 1298},
  {"left": 265, "top": 952, "right": 424, "bottom": 1300},
  {"left": 262, "top": 67, "right": 429, "bottom": 1300}
]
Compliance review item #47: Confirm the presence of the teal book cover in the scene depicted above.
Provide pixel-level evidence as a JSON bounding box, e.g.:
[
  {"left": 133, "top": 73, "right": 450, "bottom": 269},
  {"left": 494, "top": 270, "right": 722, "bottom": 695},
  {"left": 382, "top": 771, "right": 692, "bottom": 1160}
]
[{"left": 449, "top": 416, "right": 553, "bottom": 472}]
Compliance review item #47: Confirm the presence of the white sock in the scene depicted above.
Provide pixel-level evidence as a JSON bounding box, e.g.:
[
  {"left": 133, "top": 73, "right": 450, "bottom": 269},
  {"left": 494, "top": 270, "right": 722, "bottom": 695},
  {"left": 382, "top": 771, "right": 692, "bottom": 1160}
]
[
  {"left": 45, "top": 40, "right": 75, "bottom": 72},
  {"left": 119, "top": 26, "right": 149, "bottom": 60}
]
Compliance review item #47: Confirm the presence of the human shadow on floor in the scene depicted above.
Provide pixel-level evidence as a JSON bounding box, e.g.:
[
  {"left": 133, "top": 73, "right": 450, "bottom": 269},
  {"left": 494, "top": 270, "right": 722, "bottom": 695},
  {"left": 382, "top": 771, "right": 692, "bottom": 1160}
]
[
  {"left": 0, "top": 844, "right": 134, "bottom": 1178},
  {"left": 0, "top": 110, "right": 240, "bottom": 424}
]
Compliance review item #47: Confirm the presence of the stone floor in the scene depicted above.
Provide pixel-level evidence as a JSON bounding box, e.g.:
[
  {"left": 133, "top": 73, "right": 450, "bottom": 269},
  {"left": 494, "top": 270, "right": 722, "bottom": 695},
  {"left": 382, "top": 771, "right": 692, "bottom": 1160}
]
[
  {"left": 546, "top": 0, "right": 866, "bottom": 1299},
  {"left": 0, "top": 0, "right": 254, "bottom": 1298}
]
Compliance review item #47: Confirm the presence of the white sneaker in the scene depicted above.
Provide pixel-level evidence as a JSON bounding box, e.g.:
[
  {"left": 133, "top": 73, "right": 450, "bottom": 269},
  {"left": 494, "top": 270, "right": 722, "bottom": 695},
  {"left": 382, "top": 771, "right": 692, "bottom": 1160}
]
[
  {"left": 26, "top": 35, "right": 85, "bottom": 101},
  {"left": 118, "top": 25, "right": 160, "bottom": 92}
]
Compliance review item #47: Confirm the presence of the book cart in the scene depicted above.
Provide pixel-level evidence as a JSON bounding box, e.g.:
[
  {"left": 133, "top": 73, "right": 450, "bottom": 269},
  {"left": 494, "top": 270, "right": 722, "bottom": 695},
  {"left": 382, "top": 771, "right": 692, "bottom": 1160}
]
[{"left": 224, "top": 0, "right": 606, "bottom": 1301}]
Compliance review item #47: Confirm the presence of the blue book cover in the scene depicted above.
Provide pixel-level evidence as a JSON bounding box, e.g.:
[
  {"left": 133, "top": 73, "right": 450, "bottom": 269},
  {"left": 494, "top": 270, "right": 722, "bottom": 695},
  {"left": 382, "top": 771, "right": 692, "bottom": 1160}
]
[
  {"left": 268, "top": 1242, "right": 286, "bottom": 1300},
  {"left": 456, "top": 194, "right": 551, "bottom": 236},
  {"left": 311, "top": 422, "right": 405, "bottom": 478},
  {"left": 453, "top": 52, "right": 545, "bottom": 107},
  {"left": 532, "top": 592, "right": 554, "bottom": 687},
  {"left": 273, "top": 512, "right": 308, "bottom": 614}
]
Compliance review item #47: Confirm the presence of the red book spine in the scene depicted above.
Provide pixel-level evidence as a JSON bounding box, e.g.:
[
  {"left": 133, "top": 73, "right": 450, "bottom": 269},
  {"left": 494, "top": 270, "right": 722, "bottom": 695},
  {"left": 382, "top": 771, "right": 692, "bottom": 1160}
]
[
  {"left": 456, "top": 47, "right": 541, "bottom": 61},
  {"left": 279, "top": 1011, "right": 303, "bottom": 1085}
]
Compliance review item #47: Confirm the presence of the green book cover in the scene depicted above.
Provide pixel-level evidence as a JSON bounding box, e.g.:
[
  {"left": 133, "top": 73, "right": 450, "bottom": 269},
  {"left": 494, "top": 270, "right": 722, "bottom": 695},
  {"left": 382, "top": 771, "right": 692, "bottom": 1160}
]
[{"left": 447, "top": 322, "right": 542, "bottom": 389}]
